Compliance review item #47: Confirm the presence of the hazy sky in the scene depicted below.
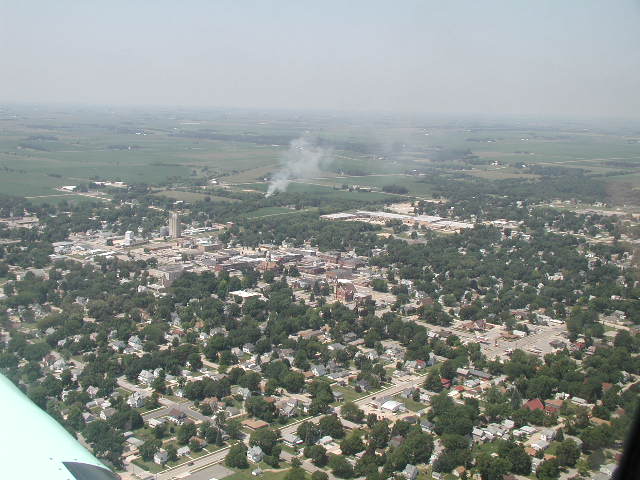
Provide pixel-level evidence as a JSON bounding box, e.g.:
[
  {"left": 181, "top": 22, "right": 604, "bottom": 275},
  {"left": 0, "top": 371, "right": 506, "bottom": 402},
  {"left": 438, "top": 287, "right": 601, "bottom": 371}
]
[{"left": 2, "top": 1, "right": 640, "bottom": 118}]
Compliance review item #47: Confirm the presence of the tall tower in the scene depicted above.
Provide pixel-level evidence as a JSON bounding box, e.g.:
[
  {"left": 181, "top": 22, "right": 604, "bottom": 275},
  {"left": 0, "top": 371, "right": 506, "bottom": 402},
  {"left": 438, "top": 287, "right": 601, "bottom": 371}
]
[
  {"left": 169, "top": 212, "right": 181, "bottom": 238},
  {"left": 124, "top": 230, "right": 134, "bottom": 246}
]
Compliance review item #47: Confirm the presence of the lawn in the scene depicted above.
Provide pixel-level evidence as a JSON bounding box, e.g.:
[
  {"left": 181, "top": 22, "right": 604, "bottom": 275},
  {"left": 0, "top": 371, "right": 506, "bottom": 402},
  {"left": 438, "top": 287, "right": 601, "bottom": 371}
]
[
  {"left": 132, "top": 458, "right": 164, "bottom": 474},
  {"left": 331, "top": 385, "right": 365, "bottom": 404},
  {"left": 132, "top": 426, "right": 158, "bottom": 443},
  {"left": 393, "top": 395, "right": 427, "bottom": 413},
  {"left": 225, "top": 464, "right": 308, "bottom": 480}
]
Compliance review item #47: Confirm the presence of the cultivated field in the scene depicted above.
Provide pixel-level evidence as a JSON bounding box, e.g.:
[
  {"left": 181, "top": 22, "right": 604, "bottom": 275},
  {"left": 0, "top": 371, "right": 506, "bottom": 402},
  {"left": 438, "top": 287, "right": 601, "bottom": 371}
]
[{"left": 1, "top": 106, "right": 639, "bottom": 205}]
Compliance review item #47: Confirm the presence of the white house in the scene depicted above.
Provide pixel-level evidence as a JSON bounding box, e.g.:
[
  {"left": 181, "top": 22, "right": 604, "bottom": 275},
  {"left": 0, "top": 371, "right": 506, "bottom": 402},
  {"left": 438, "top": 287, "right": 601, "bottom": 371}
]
[
  {"left": 154, "top": 449, "right": 168, "bottom": 464},
  {"left": 247, "top": 446, "right": 264, "bottom": 463},
  {"left": 127, "top": 391, "right": 149, "bottom": 408}
]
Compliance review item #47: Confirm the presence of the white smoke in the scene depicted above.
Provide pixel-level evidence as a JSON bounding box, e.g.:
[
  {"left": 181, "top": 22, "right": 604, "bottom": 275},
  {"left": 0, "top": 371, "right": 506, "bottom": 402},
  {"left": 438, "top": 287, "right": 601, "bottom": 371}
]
[{"left": 266, "top": 137, "right": 332, "bottom": 197}]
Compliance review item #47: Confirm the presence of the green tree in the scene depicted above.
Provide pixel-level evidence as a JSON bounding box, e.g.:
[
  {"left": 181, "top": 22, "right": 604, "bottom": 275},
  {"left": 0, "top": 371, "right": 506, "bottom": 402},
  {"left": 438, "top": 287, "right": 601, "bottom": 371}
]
[
  {"left": 225, "top": 418, "right": 243, "bottom": 439},
  {"left": 151, "top": 374, "right": 166, "bottom": 393},
  {"left": 312, "top": 471, "right": 329, "bottom": 480},
  {"left": 249, "top": 428, "right": 279, "bottom": 455},
  {"left": 298, "top": 421, "right": 321, "bottom": 445},
  {"left": 176, "top": 422, "right": 197, "bottom": 445},
  {"left": 423, "top": 369, "right": 443, "bottom": 392},
  {"left": 319, "top": 414, "right": 345, "bottom": 439},
  {"left": 587, "top": 449, "right": 605, "bottom": 470},
  {"left": 370, "top": 420, "right": 391, "bottom": 448},
  {"left": 139, "top": 439, "right": 161, "bottom": 461},
  {"left": 371, "top": 279, "right": 388, "bottom": 293},
  {"left": 340, "top": 402, "right": 365, "bottom": 423},
  {"left": 505, "top": 444, "right": 531, "bottom": 475},
  {"left": 329, "top": 454, "right": 354, "bottom": 478},
  {"left": 404, "top": 431, "right": 434, "bottom": 464},
  {"left": 579, "top": 425, "right": 611, "bottom": 452},
  {"left": 556, "top": 439, "right": 581, "bottom": 467},
  {"left": 167, "top": 444, "right": 178, "bottom": 462},
  {"left": 536, "top": 459, "right": 560, "bottom": 480},
  {"left": 283, "top": 371, "right": 305, "bottom": 393},
  {"left": 440, "top": 360, "right": 457, "bottom": 380},
  {"left": 245, "top": 396, "right": 276, "bottom": 422},
  {"left": 284, "top": 466, "right": 306, "bottom": 480},
  {"left": 225, "top": 443, "right": 249, "bottom": 469},
  {"left": 190, "top": 438, "right": 203, "bottom": 452},
  {"left": 340, "top": 432, "right": 365, "bottom": 455},
  {"left": 304, "top": 445, "right": 328, "bottom": 467},
  {"left": 477, "top": 453, "right": 510, "bottom": 480}
]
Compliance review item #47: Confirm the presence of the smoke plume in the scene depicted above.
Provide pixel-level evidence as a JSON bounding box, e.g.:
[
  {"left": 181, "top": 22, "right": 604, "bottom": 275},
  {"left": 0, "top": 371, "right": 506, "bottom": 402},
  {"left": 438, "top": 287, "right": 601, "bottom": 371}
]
[{"left": 266, "top": 137, "right": 332, "bottom": 196}]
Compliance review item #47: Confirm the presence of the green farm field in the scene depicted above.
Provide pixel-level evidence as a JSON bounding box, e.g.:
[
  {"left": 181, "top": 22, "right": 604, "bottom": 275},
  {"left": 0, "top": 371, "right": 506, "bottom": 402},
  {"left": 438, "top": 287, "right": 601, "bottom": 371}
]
[
  {"left": 152, "top": 189, "right": 239, "bottom": 203},
  {"left": 1, "top": 106, "right": 639, "bottom": 205}
]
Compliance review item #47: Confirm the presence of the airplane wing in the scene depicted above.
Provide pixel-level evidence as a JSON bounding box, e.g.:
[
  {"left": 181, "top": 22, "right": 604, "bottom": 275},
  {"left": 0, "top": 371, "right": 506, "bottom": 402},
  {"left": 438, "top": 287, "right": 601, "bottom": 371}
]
[{"left": 0, "top": 373, "right": 119, "bottom": 480}]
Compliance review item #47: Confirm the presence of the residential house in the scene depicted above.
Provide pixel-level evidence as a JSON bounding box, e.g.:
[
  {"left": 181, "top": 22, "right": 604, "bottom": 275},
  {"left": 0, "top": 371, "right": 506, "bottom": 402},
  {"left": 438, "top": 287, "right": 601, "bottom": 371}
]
[
  {"left": 148, "top": 418, "right": 166, "bottom": 428},
  {"left": 86, "top": 386, "right": 99, "bottom": 398},
  {"left": 242, "top": 419, "right": 269, "bottom": 431},
  {"left": 420, "top": 419, "right": 434, "bottom": 433},
  {"left": 109, "top": 340, "right": 126, "bottom": 352},
  {"left": 128, "top": 335, "right": 143, "bottom": 351},
  {"left": 82, "top": 412, "right": 96, "bottom": 423},
  {"left": 544, "top": 399, "right": 563, "bottom": 414},
  {"left": 154, "top": 449, "right": 168, "bottom": 465},
  {"left": 231, "top": 386, "right": 252, "bottom": 400},
  {"left": 127, "top": 391, "right": 149, "bottom": 408},
  {"left": 333, "top": 391, "right": 345, "bottom": 403},
  {"left": 356, "top": 379, "right": 372, "bottom": 391},
  {"left": 468, "top": 369, "right": 492, "bottom": 380},
  {"left": 524, "top": 398, "right": 545, "bottom": 412},
  {"left": 138, "top": 369, "right": 155, "bottom": 385},
  {"left": 402, "top": 464, "right": 419, "bottom": 480},
  {"left": 282, "top": 433, "right": 303, "bottom": 448},
  {"left": 177, "top": 446, "right": 191, "bottom": 457},
  {"left": 310, "top": 364, "right": 327, "bottom": 377},
  {"left": 100, "top": 407, "right": 116, "bottom": 420},
  {"left": 167, "top": 408, "right": 187, "bottom": 424},
  {"left": 336, "top": 282, "right": 356, "bottom": 302},
  {"left": 247, "top": 446, "right": 264, "bottom": 463},
  {"left": 126, "top": 437, "right": 144, "bottom": 450},
  {"left": 327, "top": 343, "right": 346, "bottom": 352}
]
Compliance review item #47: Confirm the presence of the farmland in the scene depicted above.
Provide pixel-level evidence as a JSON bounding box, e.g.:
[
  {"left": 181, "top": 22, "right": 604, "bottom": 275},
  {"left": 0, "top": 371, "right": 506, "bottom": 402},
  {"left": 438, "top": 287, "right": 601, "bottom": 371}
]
[{"left": 1, "top": 106, "right": 639, "bottom": 206}]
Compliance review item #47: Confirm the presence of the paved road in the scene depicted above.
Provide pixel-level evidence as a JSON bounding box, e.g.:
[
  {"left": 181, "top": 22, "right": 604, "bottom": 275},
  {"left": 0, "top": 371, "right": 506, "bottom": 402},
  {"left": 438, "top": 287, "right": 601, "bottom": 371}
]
[
  {"left": 142, "top": 406, "right": 170, "bottom": 421},
  {"left": 181, "top": 464, "right": 234, "bottom": 480},
  {"left": 117, "top": 377, "right": 153, "bottom": 395},
  {"left": 155, "top": 446, "right": 232, "bottom": 480}
]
